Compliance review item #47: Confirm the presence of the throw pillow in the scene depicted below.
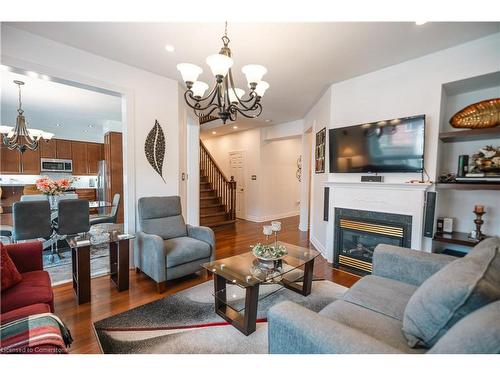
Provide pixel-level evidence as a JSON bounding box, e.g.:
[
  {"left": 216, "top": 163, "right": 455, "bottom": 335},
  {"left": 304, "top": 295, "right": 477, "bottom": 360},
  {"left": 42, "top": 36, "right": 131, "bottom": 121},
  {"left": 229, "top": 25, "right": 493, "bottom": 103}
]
[
  {"left": 0, "top": 243, "right": 23, "bottom": 291},
  {"left": 402, "top": 237, "right": 500, "bottom": 348}
]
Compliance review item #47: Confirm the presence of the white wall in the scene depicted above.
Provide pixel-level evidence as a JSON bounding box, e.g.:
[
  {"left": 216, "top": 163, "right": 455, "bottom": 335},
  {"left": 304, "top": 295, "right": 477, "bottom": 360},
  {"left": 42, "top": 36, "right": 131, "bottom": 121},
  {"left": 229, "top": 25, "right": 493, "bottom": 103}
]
[
  {"left": 1, "top": 25, "right": 181, "bottom": 233},
  {"left": 303, "top": 32, "right": 500, "bottom": 254},
  {"left": 303, "top": 88, "right": 331, "bottom": 256},
  {"left": 202, "top": 126, "right": 301, "bottom": 222}
]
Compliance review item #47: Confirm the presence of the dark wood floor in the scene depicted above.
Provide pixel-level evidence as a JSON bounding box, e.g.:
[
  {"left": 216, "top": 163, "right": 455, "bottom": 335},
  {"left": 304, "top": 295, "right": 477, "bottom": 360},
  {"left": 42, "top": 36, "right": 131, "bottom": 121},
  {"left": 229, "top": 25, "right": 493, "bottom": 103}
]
[{"left": 52, "top": 216, "right": 360, "bottom": 353}]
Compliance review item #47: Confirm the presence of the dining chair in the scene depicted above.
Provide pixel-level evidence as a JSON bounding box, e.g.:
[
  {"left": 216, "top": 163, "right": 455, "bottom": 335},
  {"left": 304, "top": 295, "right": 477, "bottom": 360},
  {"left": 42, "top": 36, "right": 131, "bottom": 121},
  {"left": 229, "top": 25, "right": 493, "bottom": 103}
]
[
  {"left": 55, "top": 199, "right": 90, "bottom": 236},
  {"left": 90, "top": 193, "right": 120, "bottom": 226},
  {"left": 12, "top": 201, "right": 52, "bottom": 242}
]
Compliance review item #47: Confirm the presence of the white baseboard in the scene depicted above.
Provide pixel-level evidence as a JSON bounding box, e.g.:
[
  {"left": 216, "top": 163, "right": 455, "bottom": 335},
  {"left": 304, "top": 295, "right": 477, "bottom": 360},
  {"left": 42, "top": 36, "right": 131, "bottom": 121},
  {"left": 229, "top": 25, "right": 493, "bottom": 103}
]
[
  {"left": 243, "top": 210, "right": 300, "bottom": 223},
  {"left": 309, "top": 235, "right": 326, "bottom": 257}
]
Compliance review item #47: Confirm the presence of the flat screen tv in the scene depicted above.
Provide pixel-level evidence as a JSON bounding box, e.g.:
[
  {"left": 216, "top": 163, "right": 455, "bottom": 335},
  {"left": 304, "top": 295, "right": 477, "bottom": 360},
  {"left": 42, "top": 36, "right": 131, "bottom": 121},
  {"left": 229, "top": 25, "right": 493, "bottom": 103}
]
[{"left": 329, "top": 115, "right": 425, "bottom": 173}]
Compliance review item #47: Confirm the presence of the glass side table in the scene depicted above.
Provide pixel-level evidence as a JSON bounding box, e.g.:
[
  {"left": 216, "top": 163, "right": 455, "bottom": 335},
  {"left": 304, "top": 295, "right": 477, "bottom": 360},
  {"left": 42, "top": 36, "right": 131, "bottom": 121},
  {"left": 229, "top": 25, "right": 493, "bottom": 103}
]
[{"left": 66, "top": 224, "right": 134, "bottom": 305}]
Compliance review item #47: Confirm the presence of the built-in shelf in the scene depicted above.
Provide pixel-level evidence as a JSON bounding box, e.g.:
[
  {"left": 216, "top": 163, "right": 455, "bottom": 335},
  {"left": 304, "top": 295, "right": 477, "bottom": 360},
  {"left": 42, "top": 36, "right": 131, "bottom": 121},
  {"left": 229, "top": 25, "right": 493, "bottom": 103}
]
[
  {"left": 433, "top": 231, "right": 488, "bottom": 247},
  {"left": 439, "top": 127, "right": 500, "bottom": 143},
  {"left": 436, "top": 182, "right": 500, "bottom": 190}
]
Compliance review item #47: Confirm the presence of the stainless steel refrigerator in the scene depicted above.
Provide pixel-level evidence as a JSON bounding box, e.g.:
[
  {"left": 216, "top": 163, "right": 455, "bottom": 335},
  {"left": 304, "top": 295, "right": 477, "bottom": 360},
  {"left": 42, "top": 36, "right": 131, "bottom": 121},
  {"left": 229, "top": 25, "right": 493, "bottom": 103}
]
[{"left": 96, "top": 160, "right": 107, "bottom": 213}]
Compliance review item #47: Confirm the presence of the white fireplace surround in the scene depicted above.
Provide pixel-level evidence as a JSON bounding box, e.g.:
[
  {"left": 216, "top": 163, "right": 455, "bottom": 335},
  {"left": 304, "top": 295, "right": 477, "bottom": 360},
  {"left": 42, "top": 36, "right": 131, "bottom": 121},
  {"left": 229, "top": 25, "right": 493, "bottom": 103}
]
[{"left": 323, "top": 181, "right": 432, "bottom": 262}]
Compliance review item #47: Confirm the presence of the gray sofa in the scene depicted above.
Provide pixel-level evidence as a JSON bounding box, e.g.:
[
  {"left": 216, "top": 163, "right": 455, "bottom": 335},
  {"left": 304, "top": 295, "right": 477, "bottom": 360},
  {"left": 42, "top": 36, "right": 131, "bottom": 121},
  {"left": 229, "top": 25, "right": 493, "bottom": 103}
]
[
  {"left": 134, "top": 196, "right": 215, "bottom": 293},
  {"left": 268, "top": 237, "right": 500, "bottom": 354}
]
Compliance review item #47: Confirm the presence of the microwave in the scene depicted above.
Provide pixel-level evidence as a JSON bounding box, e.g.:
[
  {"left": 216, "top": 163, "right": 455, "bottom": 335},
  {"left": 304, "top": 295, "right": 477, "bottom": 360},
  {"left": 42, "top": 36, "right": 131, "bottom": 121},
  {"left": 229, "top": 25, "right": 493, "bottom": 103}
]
[{"left": 40, "top": 158, "right": 73, "bottom": 173}]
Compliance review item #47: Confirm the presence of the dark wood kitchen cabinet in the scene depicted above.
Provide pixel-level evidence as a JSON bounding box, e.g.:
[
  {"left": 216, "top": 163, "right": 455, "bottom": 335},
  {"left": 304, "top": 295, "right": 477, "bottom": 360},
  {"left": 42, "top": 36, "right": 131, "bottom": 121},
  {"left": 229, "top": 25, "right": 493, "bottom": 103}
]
[
  {"left": 56, "top": 139, "right": 72, "bottom": 159},
  {"left": 40, "top": 139, "right": 57, "bottom": 158},
  {"left": 21, "top": 147, "right": 40, "bottom": 174},
  {"left": 71, "top": 141, "right": 88, "bottom": 175},
  {"left": 0, "top": 143, "right": 21, "bottom": 173},
  {"left": 104, "top": 132, "right": 123, "bottom": 223},
  {"left": 87, "top": 142, "right": 103, "bottom": 175}
]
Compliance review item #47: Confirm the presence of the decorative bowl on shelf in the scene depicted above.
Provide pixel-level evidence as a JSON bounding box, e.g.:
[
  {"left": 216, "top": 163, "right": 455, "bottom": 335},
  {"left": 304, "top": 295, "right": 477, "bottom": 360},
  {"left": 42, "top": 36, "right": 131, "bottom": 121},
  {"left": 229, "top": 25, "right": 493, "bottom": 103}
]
[
  {"left": 449, "top": 98, "right": 500, "bottom": 129},
  {"left": 251, "top": 243, "right": 288, "bottom": 261}
]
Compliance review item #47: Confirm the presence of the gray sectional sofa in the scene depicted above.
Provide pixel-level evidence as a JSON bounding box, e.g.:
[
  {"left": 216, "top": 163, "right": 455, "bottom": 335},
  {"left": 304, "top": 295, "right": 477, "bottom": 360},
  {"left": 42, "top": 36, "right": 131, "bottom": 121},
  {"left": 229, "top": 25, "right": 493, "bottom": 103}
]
[{"left": 268, "top": 237, "right": 500, "bottom": 354}]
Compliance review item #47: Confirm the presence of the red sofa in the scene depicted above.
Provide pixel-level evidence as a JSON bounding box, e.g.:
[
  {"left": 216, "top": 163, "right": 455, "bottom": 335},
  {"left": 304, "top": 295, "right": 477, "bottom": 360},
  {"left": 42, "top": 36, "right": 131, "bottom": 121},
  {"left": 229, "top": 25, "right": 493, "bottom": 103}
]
[{"left": 1, "top": 241, "right": 54, "bottom": 324}]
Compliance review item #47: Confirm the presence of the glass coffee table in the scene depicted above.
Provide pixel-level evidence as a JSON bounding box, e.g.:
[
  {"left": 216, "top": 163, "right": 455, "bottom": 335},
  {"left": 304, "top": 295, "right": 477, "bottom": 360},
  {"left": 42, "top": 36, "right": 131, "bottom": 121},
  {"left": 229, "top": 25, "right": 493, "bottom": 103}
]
[{"left": 203, "top": 241, "right": 320, "bottom": 335}]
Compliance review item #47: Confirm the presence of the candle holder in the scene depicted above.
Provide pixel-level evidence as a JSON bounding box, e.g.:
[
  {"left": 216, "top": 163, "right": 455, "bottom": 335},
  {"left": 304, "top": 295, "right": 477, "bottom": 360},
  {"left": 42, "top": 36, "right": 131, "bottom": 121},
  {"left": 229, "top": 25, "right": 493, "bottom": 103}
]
[
  {"left": 271, "top": 221, "right": 282, "bottom": 248},
  {"left": 472, "top": 208, "right": 486, "bottom": 241}
]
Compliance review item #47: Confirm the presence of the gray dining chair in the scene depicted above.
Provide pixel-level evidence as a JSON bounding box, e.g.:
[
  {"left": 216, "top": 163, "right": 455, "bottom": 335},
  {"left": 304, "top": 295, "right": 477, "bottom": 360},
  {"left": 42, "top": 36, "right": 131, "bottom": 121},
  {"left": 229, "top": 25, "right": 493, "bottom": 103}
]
[
  {"left": 12, "top": 201, "right": 52, "bottom": 242},
  {"left": 55, "top": 199, "right": 90, "bottom": 236},
  {"left": 90, "top": 193, "right": 120, "bottom": 226}
]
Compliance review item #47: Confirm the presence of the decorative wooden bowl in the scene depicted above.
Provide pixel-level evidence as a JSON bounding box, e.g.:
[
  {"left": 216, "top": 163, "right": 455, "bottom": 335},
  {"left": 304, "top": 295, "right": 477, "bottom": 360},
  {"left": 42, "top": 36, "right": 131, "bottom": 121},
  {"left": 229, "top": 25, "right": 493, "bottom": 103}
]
[{"left": 450, "top": 98, "right": 500, "bottom": 129}]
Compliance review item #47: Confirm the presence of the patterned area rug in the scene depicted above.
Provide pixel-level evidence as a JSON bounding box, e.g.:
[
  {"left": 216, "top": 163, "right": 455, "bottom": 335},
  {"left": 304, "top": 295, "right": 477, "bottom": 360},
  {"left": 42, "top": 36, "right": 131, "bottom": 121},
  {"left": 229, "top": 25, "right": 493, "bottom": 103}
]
[{"left": 93, "top": 279, "right": 347, "bottom": 354}]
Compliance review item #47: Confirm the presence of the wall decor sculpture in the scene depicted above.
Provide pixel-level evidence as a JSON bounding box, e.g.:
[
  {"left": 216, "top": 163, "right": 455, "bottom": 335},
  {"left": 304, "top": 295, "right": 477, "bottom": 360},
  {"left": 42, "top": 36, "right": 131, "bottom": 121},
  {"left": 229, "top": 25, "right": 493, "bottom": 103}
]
[{"left": 145, "top": 119, "right": 166, "bottom": 183}]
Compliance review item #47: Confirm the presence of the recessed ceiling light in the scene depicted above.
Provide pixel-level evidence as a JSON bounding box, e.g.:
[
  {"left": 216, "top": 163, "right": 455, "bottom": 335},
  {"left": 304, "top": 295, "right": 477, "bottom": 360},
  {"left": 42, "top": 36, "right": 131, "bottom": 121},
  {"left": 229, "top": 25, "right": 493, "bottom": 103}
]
[
  {"left": 415, "top": 21, "right": 427, "bottom": 26},
  {"left": 55, "top": 124, "right": 61, "bottom": 127},
  {"left": 165, "top": 44, "right": 175, "bottom": 52},
  {"left": 232, "top": 125, "right": 238, "bottom": 130},
  {"left": 212, "top": 131, "right": 217, "bottom": 135},
  {"left": 83, "top": 129, "right": 89, "bottom": 133},
  {"left": 265, "top": 119, "right": 272, "bottom": 123},
  {"left": 88, "top": 124, "right": 94, "bottom": 128},
  {"left": 26, "top": 71, "right": 39, "bottom": 78}
]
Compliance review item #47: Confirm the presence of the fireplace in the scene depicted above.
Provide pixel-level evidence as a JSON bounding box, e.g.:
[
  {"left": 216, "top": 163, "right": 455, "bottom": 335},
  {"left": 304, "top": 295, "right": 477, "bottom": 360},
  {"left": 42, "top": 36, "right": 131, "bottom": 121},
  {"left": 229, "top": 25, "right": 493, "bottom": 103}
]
[{"left": 334, "top": 208, "right": 412, "bottom": 274}]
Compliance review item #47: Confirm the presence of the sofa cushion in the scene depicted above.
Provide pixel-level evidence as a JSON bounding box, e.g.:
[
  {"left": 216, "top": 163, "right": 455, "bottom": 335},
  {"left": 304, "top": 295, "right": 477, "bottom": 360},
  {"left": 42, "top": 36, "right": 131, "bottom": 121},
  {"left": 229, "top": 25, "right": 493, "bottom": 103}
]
[
  {"left": 428, "top": 301, "right": 500, "bottom": 354},
  {"left": 319, "top": 300, "right": 424, "bottom": 353},
  {"left": 1, "top": 270, "right": 54, "bottom": 313},
  {"left": 164, "top": 236, "right": 211, "bottom": 268},
  {"left": 0, "top": 303, "right": 51, "bottom": 325},
  {"left": 1, "top": 243, "right": 23, "bottom": 291},
  {"left": 343, "top": 275, "right": 417, "bottom": 321},
  {"left": 403, "top": 237, "right": 500, "bottom": 348}
]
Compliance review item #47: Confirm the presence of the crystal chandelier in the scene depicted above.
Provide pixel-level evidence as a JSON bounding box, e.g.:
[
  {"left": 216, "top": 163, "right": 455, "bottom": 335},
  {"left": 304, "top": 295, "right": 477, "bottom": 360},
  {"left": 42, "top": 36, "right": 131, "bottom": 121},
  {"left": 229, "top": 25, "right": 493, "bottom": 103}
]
[
  {"left": 177, "top": 23, "right": 269, "bottom": 124},
  {"left": 1, "top": 80, "right": 54, "bottom": 153}
]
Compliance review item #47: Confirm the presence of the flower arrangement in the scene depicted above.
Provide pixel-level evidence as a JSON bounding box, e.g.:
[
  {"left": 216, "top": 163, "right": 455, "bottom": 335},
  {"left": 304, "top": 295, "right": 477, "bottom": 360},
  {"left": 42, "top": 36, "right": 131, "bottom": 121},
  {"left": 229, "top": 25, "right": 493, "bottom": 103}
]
[
  {"left": 251, "top": 243, "right": 288, "bottom": 260},
  {"left": 35, "top": 176, "right": 76, "bottom": 195}
]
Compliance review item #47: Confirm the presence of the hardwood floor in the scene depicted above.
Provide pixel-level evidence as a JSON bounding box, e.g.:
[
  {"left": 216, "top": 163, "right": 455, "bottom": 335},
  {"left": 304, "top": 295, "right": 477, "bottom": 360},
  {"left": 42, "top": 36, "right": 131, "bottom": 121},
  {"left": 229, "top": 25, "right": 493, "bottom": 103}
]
[{"left": 52, "top": 215, "right": 359, "bottom": 353}]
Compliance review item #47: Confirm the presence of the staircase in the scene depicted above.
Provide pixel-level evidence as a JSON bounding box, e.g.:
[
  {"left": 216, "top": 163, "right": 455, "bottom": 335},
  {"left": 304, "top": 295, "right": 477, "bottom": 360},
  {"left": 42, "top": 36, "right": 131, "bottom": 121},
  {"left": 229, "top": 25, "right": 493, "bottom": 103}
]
[{"left": 200, "top": 141, "right": 237, "bottom": 229}]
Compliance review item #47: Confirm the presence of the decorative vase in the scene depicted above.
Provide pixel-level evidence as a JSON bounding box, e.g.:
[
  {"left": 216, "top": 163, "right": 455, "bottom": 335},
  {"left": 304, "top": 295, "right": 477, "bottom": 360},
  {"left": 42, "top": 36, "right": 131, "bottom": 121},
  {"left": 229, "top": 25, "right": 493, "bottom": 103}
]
[{"left": 48, "top": 195, "right": 59, "bottom": 209}]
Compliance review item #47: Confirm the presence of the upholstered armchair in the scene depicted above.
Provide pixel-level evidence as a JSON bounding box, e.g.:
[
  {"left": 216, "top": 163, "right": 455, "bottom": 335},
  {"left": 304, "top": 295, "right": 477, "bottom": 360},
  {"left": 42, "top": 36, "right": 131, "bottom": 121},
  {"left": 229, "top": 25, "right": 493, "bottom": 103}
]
[{"left": 134, "top": 196, "right": 215, "bottom": 292}]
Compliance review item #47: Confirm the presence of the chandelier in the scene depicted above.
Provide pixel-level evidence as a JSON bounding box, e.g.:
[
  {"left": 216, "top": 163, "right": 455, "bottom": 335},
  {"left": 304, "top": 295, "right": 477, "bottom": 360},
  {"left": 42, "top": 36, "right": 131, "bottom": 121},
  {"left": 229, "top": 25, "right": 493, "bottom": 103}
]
[
  {"left": 177, "top": 23, "right": 269, "bottom": 125},
  {"left": 1, "top": 80, "right": 54, "bottom": 153}
]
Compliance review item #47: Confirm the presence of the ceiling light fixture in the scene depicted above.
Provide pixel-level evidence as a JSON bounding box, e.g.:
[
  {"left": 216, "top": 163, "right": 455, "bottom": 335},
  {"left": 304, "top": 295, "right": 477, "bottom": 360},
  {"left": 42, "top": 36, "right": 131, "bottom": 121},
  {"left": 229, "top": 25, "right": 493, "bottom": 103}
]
[
  {"left": 212, "top": 131, "right": 217, "bottom": 135},
  {"left": 88, "top": 124, "right": 94, "bottom": 128},
  {"left": 177, "top": 22, "right": 269, "bottom": 125},
  {"left": 26, "top": 71, "right": 39, "bottom": 78},
  {"left": 232, "top": 125, "right": 238, "bottom": 130},
  {"left": 1, "top": 80, "right": 54, "bottom": 153},
  {"left": 415, "top": 21, "right": 427, "bottom": 26},
  {"left": 165, "top": 44, "right": 175, "bottom": 52}
]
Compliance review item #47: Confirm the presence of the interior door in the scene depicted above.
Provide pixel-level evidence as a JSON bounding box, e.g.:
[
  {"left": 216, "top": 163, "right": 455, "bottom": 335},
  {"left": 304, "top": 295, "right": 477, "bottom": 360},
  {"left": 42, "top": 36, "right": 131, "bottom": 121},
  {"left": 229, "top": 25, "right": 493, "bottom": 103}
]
[{"left": 229, "top": 151, "right": 246, "bottom": 219}]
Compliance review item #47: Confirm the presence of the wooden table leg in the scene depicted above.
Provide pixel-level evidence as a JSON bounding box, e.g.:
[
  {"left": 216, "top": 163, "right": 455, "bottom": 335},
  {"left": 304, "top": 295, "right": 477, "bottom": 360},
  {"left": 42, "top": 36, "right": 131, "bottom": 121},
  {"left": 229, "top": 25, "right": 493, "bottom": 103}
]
[
  {"left": 282, "top": 258, "right": 315, "bottom": 296},
  {"left": 109, "top": 240, "right": 129, "bottom": 292},
  {"left": 72, "top": 245, "right": 91, "bottom": 304},
  {"left": 213, "top": 274, "right": 260, "bottom": 336}
]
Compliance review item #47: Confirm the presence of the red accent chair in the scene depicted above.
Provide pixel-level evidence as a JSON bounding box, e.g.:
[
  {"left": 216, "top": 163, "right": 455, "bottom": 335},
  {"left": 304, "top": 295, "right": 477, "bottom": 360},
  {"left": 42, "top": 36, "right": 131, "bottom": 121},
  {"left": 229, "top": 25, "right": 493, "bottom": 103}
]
[{"left": 1, "top": 241, "right": 54, "bottom": 324}]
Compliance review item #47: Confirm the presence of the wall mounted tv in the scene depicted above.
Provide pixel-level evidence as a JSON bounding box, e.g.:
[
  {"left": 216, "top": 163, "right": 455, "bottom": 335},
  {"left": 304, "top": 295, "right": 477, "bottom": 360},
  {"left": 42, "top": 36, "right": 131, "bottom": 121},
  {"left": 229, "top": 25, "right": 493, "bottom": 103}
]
[{"left": 329, "top": 115, "right": 425, "bottom": 173}]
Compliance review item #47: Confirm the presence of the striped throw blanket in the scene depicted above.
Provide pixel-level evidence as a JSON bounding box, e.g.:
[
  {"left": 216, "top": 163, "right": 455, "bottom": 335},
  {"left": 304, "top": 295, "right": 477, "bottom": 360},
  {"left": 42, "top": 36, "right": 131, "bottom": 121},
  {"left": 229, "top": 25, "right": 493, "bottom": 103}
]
[{"left": 0, "top": 313, "right": 73, "bottom": 354}]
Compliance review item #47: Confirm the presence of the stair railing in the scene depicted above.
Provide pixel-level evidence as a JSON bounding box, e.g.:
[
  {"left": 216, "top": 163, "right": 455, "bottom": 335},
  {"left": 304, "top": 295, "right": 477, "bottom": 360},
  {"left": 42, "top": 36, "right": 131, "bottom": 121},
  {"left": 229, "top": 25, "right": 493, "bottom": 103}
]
[{"left": 200, "top": 140, "right": 237, "bottom": 220}]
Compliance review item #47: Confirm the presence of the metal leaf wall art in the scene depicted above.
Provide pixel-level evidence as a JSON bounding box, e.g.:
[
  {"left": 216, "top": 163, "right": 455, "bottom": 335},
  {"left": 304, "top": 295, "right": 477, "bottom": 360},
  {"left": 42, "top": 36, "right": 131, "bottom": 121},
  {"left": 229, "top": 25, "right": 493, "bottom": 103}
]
[{"left": 145, "top": 120, "right": 166, "bottom": 183}]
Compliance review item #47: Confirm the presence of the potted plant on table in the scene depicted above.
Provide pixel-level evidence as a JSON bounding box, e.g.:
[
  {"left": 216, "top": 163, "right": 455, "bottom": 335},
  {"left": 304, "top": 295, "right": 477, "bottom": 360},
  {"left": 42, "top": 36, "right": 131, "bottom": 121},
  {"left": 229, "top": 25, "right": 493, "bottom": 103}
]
[{"left": 35, "top": 176, "right": 76, "bottom": 208}]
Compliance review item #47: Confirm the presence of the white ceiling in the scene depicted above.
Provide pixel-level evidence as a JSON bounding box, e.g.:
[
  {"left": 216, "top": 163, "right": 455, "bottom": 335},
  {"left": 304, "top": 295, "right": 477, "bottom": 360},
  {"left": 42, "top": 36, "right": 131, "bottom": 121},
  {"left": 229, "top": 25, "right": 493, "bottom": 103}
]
[
  {"left": 4, "top": 22, "right": 500, "bottom": 131},
  {"left": 1, "top": 70, "right": 122, "bottom": 142}
]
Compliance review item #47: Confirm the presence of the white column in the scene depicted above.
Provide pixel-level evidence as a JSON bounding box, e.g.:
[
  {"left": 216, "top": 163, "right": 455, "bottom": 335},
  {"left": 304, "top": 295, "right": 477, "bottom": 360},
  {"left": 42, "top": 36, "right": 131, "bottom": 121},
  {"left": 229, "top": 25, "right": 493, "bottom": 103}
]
[
  {"left": 186, "top": 116, "right": 200, "bottom": 225},
  {"left": 299, "top": 131, "right": 312, "bottom": 231}
]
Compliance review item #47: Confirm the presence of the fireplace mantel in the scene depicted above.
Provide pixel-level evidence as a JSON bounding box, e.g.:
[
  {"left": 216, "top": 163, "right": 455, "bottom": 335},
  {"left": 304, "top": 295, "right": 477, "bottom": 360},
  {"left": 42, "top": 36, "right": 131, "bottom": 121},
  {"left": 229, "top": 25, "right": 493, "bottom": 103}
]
[
  {"left": 324, "top": 181, "right": 432, "bottom": 192},
  {"left": 322, "top": 180, "right": 433, "bottom": 263}
]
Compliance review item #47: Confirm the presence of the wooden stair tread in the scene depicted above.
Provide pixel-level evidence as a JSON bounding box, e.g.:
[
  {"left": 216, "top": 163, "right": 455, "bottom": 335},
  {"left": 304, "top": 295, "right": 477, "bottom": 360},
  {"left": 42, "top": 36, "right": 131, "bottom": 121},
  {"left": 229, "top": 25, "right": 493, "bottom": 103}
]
[
  {"left": 202, "top": 219, "right": 237, "bottom": 228},
  {"left": 200, "top": 212, "right": 228, "bottom": 218}
]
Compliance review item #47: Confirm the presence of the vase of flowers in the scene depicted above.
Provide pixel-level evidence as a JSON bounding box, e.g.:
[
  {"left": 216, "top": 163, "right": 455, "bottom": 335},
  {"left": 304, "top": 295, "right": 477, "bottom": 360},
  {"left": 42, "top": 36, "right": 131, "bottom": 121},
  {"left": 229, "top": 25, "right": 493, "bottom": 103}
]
[{"left": 35, "top": 176, "right": 75, "bottom": 209}]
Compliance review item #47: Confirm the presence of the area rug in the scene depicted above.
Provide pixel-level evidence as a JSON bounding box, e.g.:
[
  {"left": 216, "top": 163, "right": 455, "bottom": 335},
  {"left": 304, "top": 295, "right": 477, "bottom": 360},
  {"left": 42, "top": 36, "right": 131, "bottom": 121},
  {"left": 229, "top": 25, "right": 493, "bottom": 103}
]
[{"left": 93, "top": 279, "right": 347, "bottom": 354}]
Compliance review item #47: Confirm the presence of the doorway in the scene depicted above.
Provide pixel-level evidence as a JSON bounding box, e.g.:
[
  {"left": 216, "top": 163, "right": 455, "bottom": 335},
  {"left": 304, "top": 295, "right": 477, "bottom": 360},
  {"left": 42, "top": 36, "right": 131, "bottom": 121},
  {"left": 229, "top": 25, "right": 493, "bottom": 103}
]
[{"left": 229, "top": 150, "right": 246, "bottom": 219}]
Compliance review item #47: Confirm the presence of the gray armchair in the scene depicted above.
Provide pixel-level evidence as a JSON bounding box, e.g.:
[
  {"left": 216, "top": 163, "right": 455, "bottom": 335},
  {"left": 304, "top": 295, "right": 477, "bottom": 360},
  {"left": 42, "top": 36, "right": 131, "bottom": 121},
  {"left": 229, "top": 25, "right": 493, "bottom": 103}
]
[{"left": 134, "top": 196, "right": 215, "bottom": 293}]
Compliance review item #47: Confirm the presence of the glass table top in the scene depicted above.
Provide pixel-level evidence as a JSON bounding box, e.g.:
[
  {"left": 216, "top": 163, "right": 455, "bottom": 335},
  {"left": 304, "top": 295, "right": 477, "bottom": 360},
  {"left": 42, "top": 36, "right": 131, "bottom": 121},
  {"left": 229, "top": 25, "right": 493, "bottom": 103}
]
[
  {"left": 65, "top": 223, "right": 134, "bottom": 248},
  {"left": 203, "top": 241, "right": 319, "bottom": 288}
]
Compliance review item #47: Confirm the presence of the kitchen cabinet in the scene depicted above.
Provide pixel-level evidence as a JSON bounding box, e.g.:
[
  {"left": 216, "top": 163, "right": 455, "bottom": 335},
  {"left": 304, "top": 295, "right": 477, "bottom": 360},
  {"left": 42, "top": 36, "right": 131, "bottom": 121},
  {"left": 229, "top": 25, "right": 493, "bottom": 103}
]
[
  {"left": 56, "top": 140, "right": 72, "bottom": 159},
  {"left": 87, "top": 142, "right": 103, "bottom": 175},
  {"left": 104, "top": 132, "right": 123, "bottom": 223},
  {"left": 0, "top": 143, "right": 21, "bottom": 173},
  {"left": 21, "top": 147, "right": 40, "bottom": 174},
  {"left": 71, "top": 141, "right": 88, "bottom": 175},
  {"left": 40, "top": 139, "right": 57, "bottom": 158}
]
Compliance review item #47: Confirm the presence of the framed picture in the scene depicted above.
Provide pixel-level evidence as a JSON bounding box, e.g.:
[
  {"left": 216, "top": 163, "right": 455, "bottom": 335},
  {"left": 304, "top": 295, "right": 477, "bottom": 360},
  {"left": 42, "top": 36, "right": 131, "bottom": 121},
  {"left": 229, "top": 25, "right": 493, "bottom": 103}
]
[{"left": 315, "top": 127, "right": 326, "bottom": 173}]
